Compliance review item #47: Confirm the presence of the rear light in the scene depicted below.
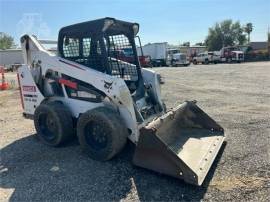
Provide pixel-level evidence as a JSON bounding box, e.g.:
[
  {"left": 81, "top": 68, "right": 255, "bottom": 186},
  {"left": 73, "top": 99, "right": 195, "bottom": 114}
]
[{"left": 17, "top": 73, "right": 24, "bottom": 109}]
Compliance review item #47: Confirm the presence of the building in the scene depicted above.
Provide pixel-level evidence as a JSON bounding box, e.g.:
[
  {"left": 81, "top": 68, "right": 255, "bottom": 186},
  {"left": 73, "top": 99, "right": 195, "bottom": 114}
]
[
  {"left": 0, "top": 43, "right": 57, "bottom": 70},
  {"left": 0, "top": 38, "right": 57, "bottom": 70},
  {"left": 0, "top": 49, "right": 24, "bottom": 67},
  {"left": 249, "top": 42, "right": 268, "bottom": 51}
]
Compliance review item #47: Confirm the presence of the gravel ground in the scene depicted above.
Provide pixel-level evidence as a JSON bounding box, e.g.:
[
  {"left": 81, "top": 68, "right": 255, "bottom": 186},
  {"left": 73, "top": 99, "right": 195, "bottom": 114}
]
[{"left": 1, "top": 62, "right": 270, "bottom": 201}]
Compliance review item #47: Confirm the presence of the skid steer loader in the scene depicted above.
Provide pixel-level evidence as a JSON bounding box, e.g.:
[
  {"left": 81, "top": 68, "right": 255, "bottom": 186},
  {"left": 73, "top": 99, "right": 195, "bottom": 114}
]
[{"left": 18, "top": 17, "right": 225, "bottom": 186}]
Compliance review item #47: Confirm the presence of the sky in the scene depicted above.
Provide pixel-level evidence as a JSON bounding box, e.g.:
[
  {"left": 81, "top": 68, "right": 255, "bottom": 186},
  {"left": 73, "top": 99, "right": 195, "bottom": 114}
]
[{"left": 0, "top": 0, "right": 269, "bottom": 46}]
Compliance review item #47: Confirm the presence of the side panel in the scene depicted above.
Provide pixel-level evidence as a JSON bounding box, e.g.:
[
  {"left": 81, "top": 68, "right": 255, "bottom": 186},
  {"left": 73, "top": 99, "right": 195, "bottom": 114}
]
[
  {"left": 49, "top": 96, "right": 105, "bottom": 118},
  {"left": 141, "top": 68, "right": 163, "bottom": 108},
  {"left": 18, "top": 65, "right": 44, "bottom": 115}
]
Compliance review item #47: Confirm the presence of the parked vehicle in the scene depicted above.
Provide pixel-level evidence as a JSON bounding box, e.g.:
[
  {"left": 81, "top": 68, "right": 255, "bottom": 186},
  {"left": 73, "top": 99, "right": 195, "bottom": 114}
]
[
  {"left": 168, "top": 53, "right": 190, "bottom": 66},
  {"left": 138, "top": 42, "right": 168, "bottom": 66},
  {"left": 138, "top": 45, "right": 189, "bottom": 67},
  {"left": 138, "top": 55, "right": 151, "bottom": 67},
  {"left": 18, "top": 17, "right": 225, "bottom": 186},
  {"left": 110, "top": 48, "right": 151, "bottom": 67},
  {"left": 193, "top": 52, "right": 214, "bottom": 64},
  {"left": 220, "top": 47, "right": 244, "bottom": 63},
  {"left": 186, "top": 46, "right": 207, "bottom": 62},
  {"left": 212, "top": 51, "right": 221, "bottom": 63}
]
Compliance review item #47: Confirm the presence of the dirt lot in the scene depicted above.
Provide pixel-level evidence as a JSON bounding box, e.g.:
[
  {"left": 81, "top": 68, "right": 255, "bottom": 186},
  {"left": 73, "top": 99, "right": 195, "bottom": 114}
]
[{"left": 1, "top": 62, "right": 270, "bottom": 201}]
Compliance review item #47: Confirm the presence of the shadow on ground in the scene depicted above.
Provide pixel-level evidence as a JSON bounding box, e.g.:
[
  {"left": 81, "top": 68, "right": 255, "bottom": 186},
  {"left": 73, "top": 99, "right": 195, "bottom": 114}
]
[{"left": 0, "top": 135, "right": 226, "bottom": 201}]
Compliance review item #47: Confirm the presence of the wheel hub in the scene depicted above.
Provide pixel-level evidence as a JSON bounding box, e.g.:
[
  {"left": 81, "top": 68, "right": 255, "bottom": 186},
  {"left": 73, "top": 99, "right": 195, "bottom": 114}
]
[{"left": 85, "top": 121, "right": 108, "bottom": 151}]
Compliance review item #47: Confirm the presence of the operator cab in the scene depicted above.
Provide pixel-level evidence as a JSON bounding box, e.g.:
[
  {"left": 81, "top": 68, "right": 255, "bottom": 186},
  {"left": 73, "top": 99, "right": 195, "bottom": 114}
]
[{"left": 58, "top": 18, "right": 144, "bottom": 97}]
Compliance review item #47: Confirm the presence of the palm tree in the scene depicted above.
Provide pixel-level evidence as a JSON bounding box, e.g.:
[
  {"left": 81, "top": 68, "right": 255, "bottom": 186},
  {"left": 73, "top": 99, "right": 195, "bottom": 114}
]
[
  {"left": 267, "top": 31, "right": 270, "bottom": 59},
  {"left": 244, "top": 23, "right": 253, "bottom": 43}
]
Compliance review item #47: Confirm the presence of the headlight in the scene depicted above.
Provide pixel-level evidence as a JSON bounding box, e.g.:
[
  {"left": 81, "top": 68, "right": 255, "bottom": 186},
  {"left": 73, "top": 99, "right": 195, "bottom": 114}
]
[{"left": 133, "top": 24, "right": 139, "bottom": 36}]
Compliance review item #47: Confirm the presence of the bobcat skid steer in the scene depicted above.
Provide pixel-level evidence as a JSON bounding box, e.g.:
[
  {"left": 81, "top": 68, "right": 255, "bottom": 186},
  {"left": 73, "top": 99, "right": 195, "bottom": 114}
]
[{"left": 18, "top": 18, "right": 225, "bottom": 186}]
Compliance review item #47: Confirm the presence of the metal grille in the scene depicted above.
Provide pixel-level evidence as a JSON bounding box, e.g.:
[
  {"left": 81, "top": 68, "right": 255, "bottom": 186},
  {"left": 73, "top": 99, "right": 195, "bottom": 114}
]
[
  {"left": 180, "top": 54, "right": 186, "bottom": 60},
  {"left": 107, "top": 35, "right": 138, "bottom": 81},
  {"left": 61, "top": 34, "right": 139, "bottom": 79},
  {"left": 62, "top": 36, "right": 105, "bottom": 71},
  {"left": 83, "top": 38, "right": 91, "bottom": 57},
  {"left": 63, "top": 37, "right": 79, "bottom": 57},
  {"left": 82, "top": 38, "right": 104, "bottom": 71}
]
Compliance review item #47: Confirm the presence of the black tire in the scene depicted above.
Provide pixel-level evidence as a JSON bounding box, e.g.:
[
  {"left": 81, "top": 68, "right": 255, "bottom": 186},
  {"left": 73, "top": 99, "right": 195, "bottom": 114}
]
[
  {"left": 77, "top": 107, "right": 128, "bottom": 161},
  {"left": 34, "top": 102, "right": 74, "bottom": 146},
  {"left": 205, "top": 59, "right": 209, "bottom": 64},
  {"left": 193, "top": 60, "right": 197, "bottom": 65}
]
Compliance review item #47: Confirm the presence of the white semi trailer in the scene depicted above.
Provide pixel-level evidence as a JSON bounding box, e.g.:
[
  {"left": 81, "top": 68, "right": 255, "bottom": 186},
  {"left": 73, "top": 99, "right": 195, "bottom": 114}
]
[
  {"left": 137, "top": 43, "right": 189, "bottom": 67},
  {"left": 137, "top": 42, "right": 168, "bottom": 66}
]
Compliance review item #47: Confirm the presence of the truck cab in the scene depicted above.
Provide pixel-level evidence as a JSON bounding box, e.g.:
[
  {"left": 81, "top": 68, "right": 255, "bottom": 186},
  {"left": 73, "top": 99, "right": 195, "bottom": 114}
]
[
  {"left": 167, "top": 53, "right": 190, "bottom": 67},
  {"left": 220, "top": 46, "right": 244, "bottom": 63}
]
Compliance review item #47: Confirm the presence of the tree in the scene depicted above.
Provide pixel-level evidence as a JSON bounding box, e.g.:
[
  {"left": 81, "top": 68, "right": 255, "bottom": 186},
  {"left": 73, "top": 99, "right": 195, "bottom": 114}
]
[
  {"left": 0, "top": 32, "right": 15, "bottom": 49},
  {"left": 244, "top": 23, "right": 253, "bottom": 43},
  {"left": 195, "top": 42, "right": 205, "bottom": 46},
  {"left": 205, "top": 20, "right": 247, "bottom": 51},
  {"left": 182, "top": 42, "right": 190, "bottom": 47}
]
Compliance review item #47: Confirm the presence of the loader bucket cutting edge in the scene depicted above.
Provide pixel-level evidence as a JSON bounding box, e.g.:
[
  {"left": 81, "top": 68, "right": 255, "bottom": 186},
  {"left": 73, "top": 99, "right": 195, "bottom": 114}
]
[{"left": 133, "top": 101, "right": 225, "bottom": 186}]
